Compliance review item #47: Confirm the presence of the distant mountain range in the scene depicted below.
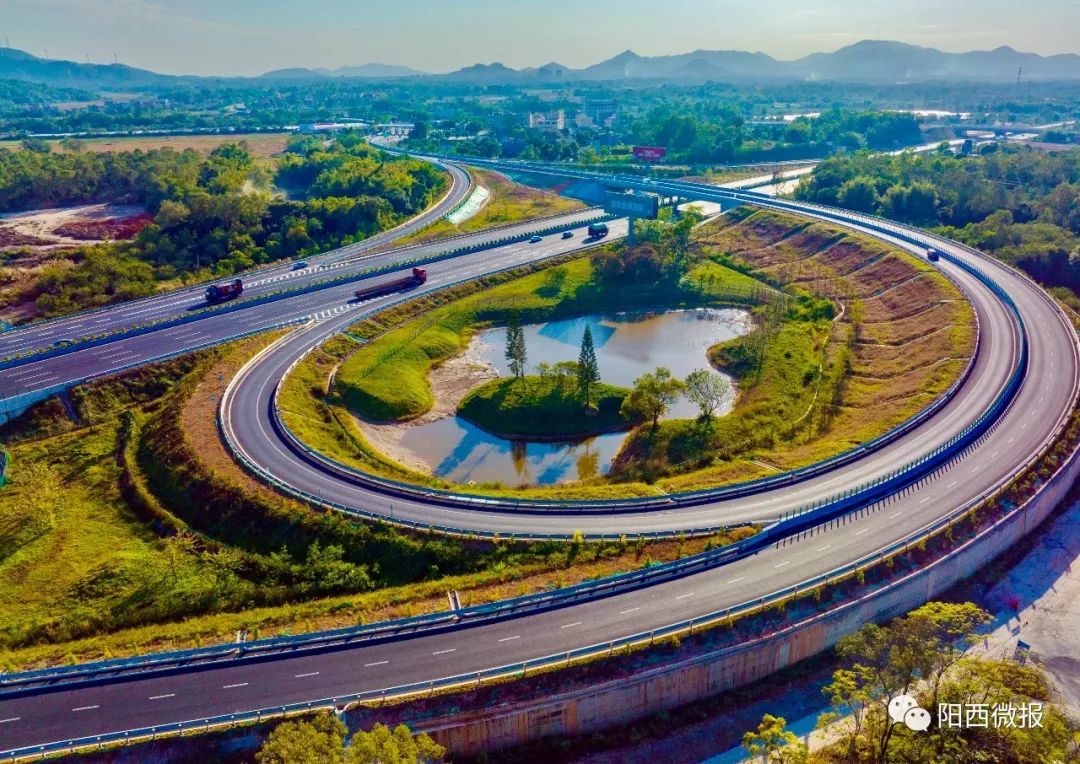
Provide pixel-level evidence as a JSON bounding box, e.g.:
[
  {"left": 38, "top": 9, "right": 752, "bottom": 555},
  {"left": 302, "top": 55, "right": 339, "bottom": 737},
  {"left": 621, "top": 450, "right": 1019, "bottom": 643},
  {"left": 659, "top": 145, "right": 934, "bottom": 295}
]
[
  {"left": 432, "top": 41, "right": 1080, "bottom": 83},
  {"left": 3, "top": 40, "right": 1080, "bottom": 89}
]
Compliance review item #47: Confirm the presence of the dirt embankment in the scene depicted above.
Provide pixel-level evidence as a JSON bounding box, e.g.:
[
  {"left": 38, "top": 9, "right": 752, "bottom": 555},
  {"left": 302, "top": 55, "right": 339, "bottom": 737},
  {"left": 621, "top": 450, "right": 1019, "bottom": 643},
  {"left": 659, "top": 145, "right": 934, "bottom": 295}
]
[{"left": 357, "top": 340, "right": 498, "bottom": 474}]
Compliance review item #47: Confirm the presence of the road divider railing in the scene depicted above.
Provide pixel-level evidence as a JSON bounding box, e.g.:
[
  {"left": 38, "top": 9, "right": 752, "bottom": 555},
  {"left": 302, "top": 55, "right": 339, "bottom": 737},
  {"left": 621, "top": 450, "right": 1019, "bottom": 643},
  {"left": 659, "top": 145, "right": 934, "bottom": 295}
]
[{"left": 0, "top": 212, "right": 613, "bottom": 373}]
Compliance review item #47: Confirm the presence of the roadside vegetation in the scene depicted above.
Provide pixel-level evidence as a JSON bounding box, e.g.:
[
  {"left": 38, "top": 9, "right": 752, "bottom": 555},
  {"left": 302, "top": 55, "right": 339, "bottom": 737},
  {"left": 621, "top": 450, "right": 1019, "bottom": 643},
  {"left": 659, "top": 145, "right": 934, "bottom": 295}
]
[
  {"left": 737, "top": 602, "right": 1075, "bottom": 764},
  {"left": 256, "top": 717, "right": 444, "bottom": 764}
]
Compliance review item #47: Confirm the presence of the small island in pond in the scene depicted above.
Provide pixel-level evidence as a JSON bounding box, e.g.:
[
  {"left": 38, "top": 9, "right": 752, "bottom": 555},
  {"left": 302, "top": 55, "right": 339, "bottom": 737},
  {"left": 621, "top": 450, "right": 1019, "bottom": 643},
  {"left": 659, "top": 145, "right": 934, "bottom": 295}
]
[{"left": 457, "top": 374, "right": 640, "bottom": 441}]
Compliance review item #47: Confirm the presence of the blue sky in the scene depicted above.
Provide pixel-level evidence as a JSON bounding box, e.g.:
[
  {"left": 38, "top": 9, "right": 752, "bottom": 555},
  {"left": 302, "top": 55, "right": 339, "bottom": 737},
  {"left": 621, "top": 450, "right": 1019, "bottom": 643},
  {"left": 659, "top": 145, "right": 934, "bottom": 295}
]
[{"left": 3, "top": 0, "right": 1078, "bottom": 76}]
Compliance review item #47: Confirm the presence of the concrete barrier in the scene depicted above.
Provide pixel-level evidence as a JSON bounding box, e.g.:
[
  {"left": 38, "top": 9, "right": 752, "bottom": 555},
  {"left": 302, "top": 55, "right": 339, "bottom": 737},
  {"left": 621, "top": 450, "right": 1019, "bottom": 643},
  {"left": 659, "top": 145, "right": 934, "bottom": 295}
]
[{"left": 406, "top": 441, "right": 1080, "bottom": 756}]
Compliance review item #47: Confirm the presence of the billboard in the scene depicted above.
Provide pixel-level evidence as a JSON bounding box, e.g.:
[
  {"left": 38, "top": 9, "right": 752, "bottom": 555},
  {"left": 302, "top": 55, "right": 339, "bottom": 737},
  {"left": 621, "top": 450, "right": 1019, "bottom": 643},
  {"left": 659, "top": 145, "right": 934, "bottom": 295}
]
[
  {"left": 632, "top": 145, "right": 667, "bottom": 162},
  {"left": 604, "top": 192, "right": 660, "bottom": 219}
]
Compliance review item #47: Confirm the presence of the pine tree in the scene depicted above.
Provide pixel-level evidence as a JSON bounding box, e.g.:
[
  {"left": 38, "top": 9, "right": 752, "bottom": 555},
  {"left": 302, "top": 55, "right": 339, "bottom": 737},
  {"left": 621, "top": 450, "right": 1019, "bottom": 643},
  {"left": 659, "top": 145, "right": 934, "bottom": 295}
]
[
  {"left": 505, "top": 312, "right": 527, "bottom": 382},
  {"left": 577, "top": 323, "right": 600, "bottom": 408}
]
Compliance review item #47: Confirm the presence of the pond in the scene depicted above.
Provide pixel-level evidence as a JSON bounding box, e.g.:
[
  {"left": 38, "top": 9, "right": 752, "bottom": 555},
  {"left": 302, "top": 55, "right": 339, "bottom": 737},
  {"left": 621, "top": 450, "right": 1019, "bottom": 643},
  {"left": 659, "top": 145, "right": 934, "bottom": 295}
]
[{"left": 392, "top": 308, "right": 752, "bottom": 487}]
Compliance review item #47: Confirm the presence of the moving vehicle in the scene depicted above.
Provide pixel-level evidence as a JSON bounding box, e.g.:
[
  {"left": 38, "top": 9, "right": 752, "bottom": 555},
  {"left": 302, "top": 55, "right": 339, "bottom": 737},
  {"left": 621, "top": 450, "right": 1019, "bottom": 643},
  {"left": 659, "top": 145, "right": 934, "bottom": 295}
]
[
  {"left": 562, "top": 231, "right": 574, "bottom": 239},
  {"left": 529, "top": 235, "right": 543, "bottom": 243},
  {"left": 354, "top": 267, "right": 428, "bottom": 301},
  {"left": 927, "top": 248, "right": 941, "bottom": 262},
  {"left": 205, "top": 279, "right": 243, "bottom": 303},
  {"left": 588, "top": 222, "right": 610, "bottom": 239},
  {"left": 292, "top": 261, "right": 310, "bottom": 270}
]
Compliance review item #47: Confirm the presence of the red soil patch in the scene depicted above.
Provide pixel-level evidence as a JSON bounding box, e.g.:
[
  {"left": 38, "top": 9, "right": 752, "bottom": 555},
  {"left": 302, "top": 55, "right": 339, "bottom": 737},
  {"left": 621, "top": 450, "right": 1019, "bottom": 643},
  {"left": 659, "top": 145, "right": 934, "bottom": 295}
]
[{"left": 53, "top": 213, "right": 154, "bottom": 241}]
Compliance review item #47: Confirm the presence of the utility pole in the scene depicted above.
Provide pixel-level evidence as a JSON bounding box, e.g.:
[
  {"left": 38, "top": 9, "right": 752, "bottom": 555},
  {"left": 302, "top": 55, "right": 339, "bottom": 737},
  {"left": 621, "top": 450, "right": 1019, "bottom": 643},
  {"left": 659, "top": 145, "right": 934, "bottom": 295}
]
[{"left": 1017, "top": 67, "right": 1023, "bottom": 85}]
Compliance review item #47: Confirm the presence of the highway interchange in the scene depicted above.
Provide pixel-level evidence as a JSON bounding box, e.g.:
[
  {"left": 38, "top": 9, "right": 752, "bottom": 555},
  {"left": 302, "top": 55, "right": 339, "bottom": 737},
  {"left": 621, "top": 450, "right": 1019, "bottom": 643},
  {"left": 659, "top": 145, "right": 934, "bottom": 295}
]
[{"left": 0, "top": 154, "right": 1077, "bottom": 754}]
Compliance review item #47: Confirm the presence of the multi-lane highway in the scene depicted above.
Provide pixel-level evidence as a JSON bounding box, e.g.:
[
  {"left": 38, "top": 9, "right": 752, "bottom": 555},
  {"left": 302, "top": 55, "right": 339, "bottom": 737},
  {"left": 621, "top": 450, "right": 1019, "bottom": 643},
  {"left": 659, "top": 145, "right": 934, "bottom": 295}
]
[{"left": 0, "top": 158, "right": 1075, "bottom": 756}]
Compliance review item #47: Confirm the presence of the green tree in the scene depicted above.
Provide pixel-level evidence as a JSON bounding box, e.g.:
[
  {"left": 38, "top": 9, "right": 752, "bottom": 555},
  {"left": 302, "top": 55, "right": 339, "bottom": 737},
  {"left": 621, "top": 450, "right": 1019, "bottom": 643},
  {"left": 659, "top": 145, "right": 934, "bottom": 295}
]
[
  {"left": 837, "top": 176, "right": 881, "bottom": 213},
  {"left": 256, "top": 714, "right": 346, "bottom": 764},
  {"left": 347, "top": 722, "right": 446, "bottom": 764},
  {"left": 620, "top": 367, "right": 686, "bottom": 431},
  {"left": 684, "top": 369, "right": 729, "bottom": 420},
  {"left": 742, "top": 714, "right": 808, "bottom": 763},
  {"left": 504, "top": 312, "right": 527, "bottom": 383},
  {"left": 577, "top": 323, "right": 600, "bottom": 408}
]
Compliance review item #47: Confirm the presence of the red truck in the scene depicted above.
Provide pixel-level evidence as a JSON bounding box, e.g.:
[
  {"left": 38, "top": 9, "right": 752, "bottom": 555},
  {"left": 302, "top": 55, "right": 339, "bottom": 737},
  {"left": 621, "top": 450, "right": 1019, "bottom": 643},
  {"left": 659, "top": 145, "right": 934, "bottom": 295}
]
[
  {"left": 354, "top": 267, "right": 427, "bottom": 301},
  {"left": 205, "top": 279, "right": 243, "bottom": 303}
]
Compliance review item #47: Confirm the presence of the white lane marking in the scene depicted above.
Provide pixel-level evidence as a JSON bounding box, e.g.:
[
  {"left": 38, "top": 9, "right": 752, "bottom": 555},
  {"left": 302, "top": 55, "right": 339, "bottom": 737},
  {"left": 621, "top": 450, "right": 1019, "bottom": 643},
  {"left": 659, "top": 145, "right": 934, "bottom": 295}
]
[
  {"left": 676, "top": 592, "right": 696, "bottom": 599},
  {"left": 990, "top": 451, "right": 1000, "bottom": 458},
  {"left": 72, "top": 705, "right": 99, "bottom": 712},
  {"left": 947, "top": 481, "right": 957, "bottom": 489},
  {"left": 620, "top": 607, "right": 640, "bottom": 614},
  {"left": 149, "top": 694, "right": 175, "bottom": 700},
  {"left": 920, "top": 497, "right": 931, "bottom": 504},
  {"left": 364, "top": 660, "right": 389, "bottom": 667},
  {"left": 222, "top": 683, "right": 248, "bottom": 689},
  {"left": 498, "top": 635, "right": 520, "bottom": 642},
  {"left": 561, "top": 622, "right": 582, "bottom": 629},
  {"left": 728, "top": 577, "right": 745, "bottom": 584},
  {"left": 294, "top": 672, "right": 320, "bottom": 678},
  {"left": 855, "top": 528, "right": 868, "bottom": 536},
  {"left": 432, "top": 648, "right": 457, "bottom": 655},
  {"left": 773, "top": 561, "right": 791, "bottom": 568},
  {"left": 0, "top": 718, "right": 20, "bottom": 724},
  {"left": 889, "top": 512, "right": 902, "bottom": 520},
  {"left": 816, "top": 545, "right": 831, "bottom": 553}
]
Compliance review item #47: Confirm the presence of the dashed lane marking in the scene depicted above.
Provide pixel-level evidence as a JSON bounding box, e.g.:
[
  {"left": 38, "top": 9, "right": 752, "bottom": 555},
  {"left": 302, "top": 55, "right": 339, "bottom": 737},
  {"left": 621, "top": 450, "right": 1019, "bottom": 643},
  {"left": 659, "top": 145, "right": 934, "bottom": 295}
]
[
  {"left": 364, "top": 661, "right": 389, "bottom": 667},
  {"left": 149, "top": 694, "right": 175, "bottom": 700},
  {"left": 0, "top": 718, "right": 20, "bottom": 724},
  {"left": 498, "top": 636, "right": 520, "bottom": 642},
  {"left": 561, "top": 622, "right": 582, "bottom": 629},
  {"left": 294, "top": 672, "right": 320, "bottom": 678},
  {"left": 676, "top": 592, "right": 696, "bottom": 599},
  {"left": 223, "top": 683, "right": 248, "bottom": 689},
  {"left": 620, "top": 607, "right": 640, "bottom": 614},
  {"left": 728, "top": 577, "right": 745, "bottom": 584},
  {"left": 72, "top": 706, "right": 99, "bottom": 712},
  {"left": 432, "top": 648, "right": 457, "bottom": 655}
]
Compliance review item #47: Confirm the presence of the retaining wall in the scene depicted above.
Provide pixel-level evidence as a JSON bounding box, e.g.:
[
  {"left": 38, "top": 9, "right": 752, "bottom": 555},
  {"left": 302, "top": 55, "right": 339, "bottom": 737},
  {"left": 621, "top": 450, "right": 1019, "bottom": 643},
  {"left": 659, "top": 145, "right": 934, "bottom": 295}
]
[{"left": 407, "top": 443, "right": 1080, "bottom": 756}]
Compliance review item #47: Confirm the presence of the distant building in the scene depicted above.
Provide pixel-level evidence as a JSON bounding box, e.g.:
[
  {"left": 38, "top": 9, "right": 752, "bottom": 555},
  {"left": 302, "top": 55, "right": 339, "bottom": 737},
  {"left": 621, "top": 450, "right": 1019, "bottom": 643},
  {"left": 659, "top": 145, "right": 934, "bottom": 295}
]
[
  {"left": 525, "top": 110, "right": 565, "bottom": 132},
  {"left": 586, "top": 100, "right": 619, "bottom": 126}
]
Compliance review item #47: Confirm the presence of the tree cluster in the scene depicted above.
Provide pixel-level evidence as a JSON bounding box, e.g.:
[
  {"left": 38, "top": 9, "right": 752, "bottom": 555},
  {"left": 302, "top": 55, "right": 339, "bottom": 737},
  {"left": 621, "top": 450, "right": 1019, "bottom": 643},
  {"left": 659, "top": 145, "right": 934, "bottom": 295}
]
[{"left": 796, "top": 146, "right": 1080, "bottom": 292}]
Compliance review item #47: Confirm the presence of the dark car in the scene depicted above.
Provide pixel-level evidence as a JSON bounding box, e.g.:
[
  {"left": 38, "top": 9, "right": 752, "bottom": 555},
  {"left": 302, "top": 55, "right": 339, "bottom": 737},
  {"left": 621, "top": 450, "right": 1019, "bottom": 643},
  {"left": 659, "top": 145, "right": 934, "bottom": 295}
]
[
  {"left": 562, "top": 231, "right": 574, "bottom": 239},
  {"left": 529, "top": 235, "right": 543, "bottom": 243},
  {"left": 292, "top": 261, "right": 310, "bottom": 270}
]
